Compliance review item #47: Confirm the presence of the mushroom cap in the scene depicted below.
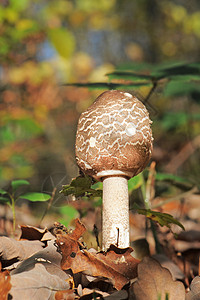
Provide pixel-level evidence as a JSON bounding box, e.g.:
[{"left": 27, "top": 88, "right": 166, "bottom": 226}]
[{"left": 75, "top": 90, "right": 153, "bottom": 180}]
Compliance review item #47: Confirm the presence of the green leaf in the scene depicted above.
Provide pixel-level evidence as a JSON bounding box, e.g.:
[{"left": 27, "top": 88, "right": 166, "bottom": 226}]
[
  {"left": 128, "top": 173, "right": 143, "bottom": 193},
  {"left": 93, "top": 197, "right": 102, "bottom": 207},
  {"left": 61, "top": 175, "right": 93, "bottom": 197},
  {"left": 152, "top": 62, "right": 200, "bottom": 80},
  {"left": 20, "top": 192, "right": 51, "bottom": 202},
  {"left": 62, "top": 81, "right": 152, "bottom": 90},
  {"left": 156, "top": 172, "right": 190, "bottom": 184},
  {"left": 164, "top": 81, "right": 200, "bottom": 99},
  {"left": 134, "top": 204, "right": 185, "bottom": 231},
  {"left": 115, "top": 62, "right": 154, "bottom": 72},
  {"left": 107, "top": 71, "right": 152, "bottom": 81},
  {"left": 91, "top": 181, "right": 103, "bottom": 190},
  {"left": 11, "top": 179, "right": 30, "bottom": 192},
  {"left": 48, "top": 27, "right": 75, "bottom": 59},
  {"left": 62, "top": 82, "right": 114, "bottom": 90},
  {"left": 0, "top": 196, "right": 10, "bottom": 203},
  {"left": 61, "top": 175, "right": 102, "bottom": 198},
  {"left": 156, "top": 172, "right": 193, "bottom": 190},
  {"left": 0, "top": 189, "right": 8, "bottom": 195},
  {"left": 59, "top": 205, "right": 79, "bottom": 227},
  {"left": 160, "top": 112, "right": 189, "bottom": 130}
]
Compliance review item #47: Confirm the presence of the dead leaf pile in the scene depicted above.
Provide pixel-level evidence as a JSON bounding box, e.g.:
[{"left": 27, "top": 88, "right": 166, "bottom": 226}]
[{"left": 0, "top": 218, "right": 197, "bottom": 299}]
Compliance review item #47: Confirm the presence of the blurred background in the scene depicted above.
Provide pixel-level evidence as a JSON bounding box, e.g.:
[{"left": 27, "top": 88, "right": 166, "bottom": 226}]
[{"left": 0, "top": 0, "right": 200, "bottom": 234}]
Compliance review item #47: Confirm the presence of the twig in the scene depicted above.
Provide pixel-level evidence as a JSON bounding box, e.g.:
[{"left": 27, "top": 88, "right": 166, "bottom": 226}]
[{"left": 39, "top": 187, "right": 56, "bottom": 225}]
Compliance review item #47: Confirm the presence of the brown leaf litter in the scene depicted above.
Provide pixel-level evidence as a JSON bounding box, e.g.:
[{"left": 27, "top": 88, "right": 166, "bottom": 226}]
[{"left": 0, "top": 218, "right": 195, "bottom": 299}]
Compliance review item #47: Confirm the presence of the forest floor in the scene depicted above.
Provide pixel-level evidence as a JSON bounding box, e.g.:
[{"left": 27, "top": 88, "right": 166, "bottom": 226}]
[{"left": 0, "top": 191, "right": 200, "bottom": 300}]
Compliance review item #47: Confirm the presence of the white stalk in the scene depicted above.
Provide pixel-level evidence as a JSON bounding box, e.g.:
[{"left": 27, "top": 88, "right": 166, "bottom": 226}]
[{"left": 102, "top": 175, "right": 129, "bottom": 250}]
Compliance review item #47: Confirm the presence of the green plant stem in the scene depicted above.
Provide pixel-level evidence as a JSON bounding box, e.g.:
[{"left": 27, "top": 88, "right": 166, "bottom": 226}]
[
  {"left": 141, "top": 173, "right": 162, "bottom": 254},
  {"left": 10, "top": 194, "right": 16, "bottom": 234},
  {"left": 150, "top": 219, "right": 162, "bottom": 254}
]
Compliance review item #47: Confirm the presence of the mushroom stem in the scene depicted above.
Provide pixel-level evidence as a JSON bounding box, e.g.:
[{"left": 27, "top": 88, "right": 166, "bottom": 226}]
[{"left": 102, "top": 175, "right": 129, "bottom": 250}]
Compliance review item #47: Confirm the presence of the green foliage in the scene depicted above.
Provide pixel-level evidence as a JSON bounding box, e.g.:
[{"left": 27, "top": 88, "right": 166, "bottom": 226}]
[
  {"left": 59, "top": 205, "right": 79, "bottom": 227},
  {"left": 107, "top": 71, "right": 152, "bottom": 81},
  {"left": 66, "top": 62, "right": 200, "bottom": 111},
  {"left": 164, "top": 81, "right": 200, "bottom": 102},
  {"left": 11, "top": 179, "right": 30, "bottom": 192},
  {"left": 106, "top": 62, "right": 200, "bottom": 98},
  {"left": 0, "top": 179, "right": 51, "bottom": 232},
  {"left": 134, "top": 204, "right": 185, "bottom": 231},
  {"left": 20, "top": 192, "right": 51, "bottom": 202},
  {"left": 62, "top": 81, "right": 152, "bottom": 90},
  {"left": 60, "top": 169, "right": 186, "bottom": 233},
  {"left": 160, "top": 112, "right": 189, "bottom": 131},
  {"left": 128, "top": 173, "right": 143, "bottom": 193},
  {"left": 155, "top": 172, "right": 193, "bottom": 190},
  {"left": 0, "top": 188, "right": 10, "bottom": 202},
  {"left": 61, "top": 175, "right": 102, "bottom": 198}
]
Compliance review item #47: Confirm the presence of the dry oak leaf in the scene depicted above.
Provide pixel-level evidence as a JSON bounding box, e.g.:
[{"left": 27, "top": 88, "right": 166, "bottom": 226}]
[
  {"left": 56, "top": 218, "right": 86, "bottom": 260},
  {"left": 131, "top": 257, "right": 185, "bottom": 300},
  {"left": 9, "top": 263, "right": 70, "bottom": 300},
  {"left": 0, "top": 270, "right": 11, "bottom": 300},
  {"left": 186, "top": 276, "right": 200, "bottom": 300},
  {"left": 0, "top": 236, "right": 44, "bottom": 262},
  {"left": 94, "top": 245, "right": 139, "bottom": 280},
  {"left": 11, "top": 240, "right": 70, "bottom": 282},
  {"left": 60, "top": 247, "right": 138, "bottom": 290},
  {"left": 152, "top": 254, "right": 184, "bottom": 280},
  {"left": 55, "top": 289, "right": 76, "bottom": 300},
  {"left": 20, "top": 225, "right": 48, "bottom": 241},
  {"left": 104, "top": 290, "right": 128, "bottom": 299},
  {"left": 56, "top": 219, "right": 139, "bottom": 290},
  {"left": 78, "top": 287, "right": 110, "bottom": 298},
  {"left": 20, "top": 224, "right": 56, "bottom": 243},
  {"left": 77, "top": 289, "right": 128, "bottom": 299}
]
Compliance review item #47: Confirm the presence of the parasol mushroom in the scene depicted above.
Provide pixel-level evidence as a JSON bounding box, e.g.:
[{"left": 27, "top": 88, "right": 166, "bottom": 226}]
[{"left": 75, "top": 90, "right": 153, "bottom": 250}]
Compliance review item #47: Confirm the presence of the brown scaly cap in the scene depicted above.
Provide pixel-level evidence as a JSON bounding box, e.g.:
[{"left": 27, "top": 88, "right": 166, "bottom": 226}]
[{"left": 75, "top": 90, "right": 153, "bottom": 180}]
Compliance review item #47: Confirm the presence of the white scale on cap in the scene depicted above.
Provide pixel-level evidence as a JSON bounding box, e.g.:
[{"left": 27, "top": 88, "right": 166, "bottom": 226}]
[{"left": 125, "top": 122, "right": 137, "bottom": 136}]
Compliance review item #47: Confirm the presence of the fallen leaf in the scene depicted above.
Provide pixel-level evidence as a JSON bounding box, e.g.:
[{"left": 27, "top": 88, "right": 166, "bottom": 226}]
[
  {"left": 130, "top": 238, "right": 150, "bottom": 260},
  {"left": 56, "top": 221, "right": 139, "bottom": 290},
  {"left": 57, "top": 232, "right": 122, "bottom": 286},
  {"left": 41, "top": 230, "right": 56, "bottom": 242},
  {"left": 0, "top": 237, "right": 44, "bottom": 265},
  {"left": 11, "top": 240, "right": 70, "bottom": 281},
  {"left": 153, "top": 254, "right": 184, "bottom": 280},
  {"left": 56, "top": 218, "right": 86, "bottom": 260},
  {"left": 131, "top": 257, "right": 185, "bottom": 300},
  {"left": 0, "top": 270, "right": 11, "bottom": 300},
  {"left": 20, "top": 225, "right": 48, "bottom": 241},
  {"left": 104, "top": 290, "right": 128, "bottom": 299},
  {"left": 55, "top": 289, "right": 76, "bottom": 300},
  {"left": 178, "top": 230, "right": 200, "bottom": 242},
  {"left": 80, "top": 288, "right": 110, "bottom": 298},
  {"left": 186, "top": 276, "right": 200, "bottom": 300},
  {"left": 93, "top": 245, "right": 139, "bottom": 280},
  {"left": 10, "top": 263, "right": 70, "bottom": 300},
  {"left": 69, "top": 218, "right": 86, "bottom": 241}
]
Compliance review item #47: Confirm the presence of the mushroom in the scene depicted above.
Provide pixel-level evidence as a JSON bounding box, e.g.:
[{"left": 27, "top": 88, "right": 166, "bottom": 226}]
[{"left": 75, "top": 90, "right": 153, "bottom": 250}]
